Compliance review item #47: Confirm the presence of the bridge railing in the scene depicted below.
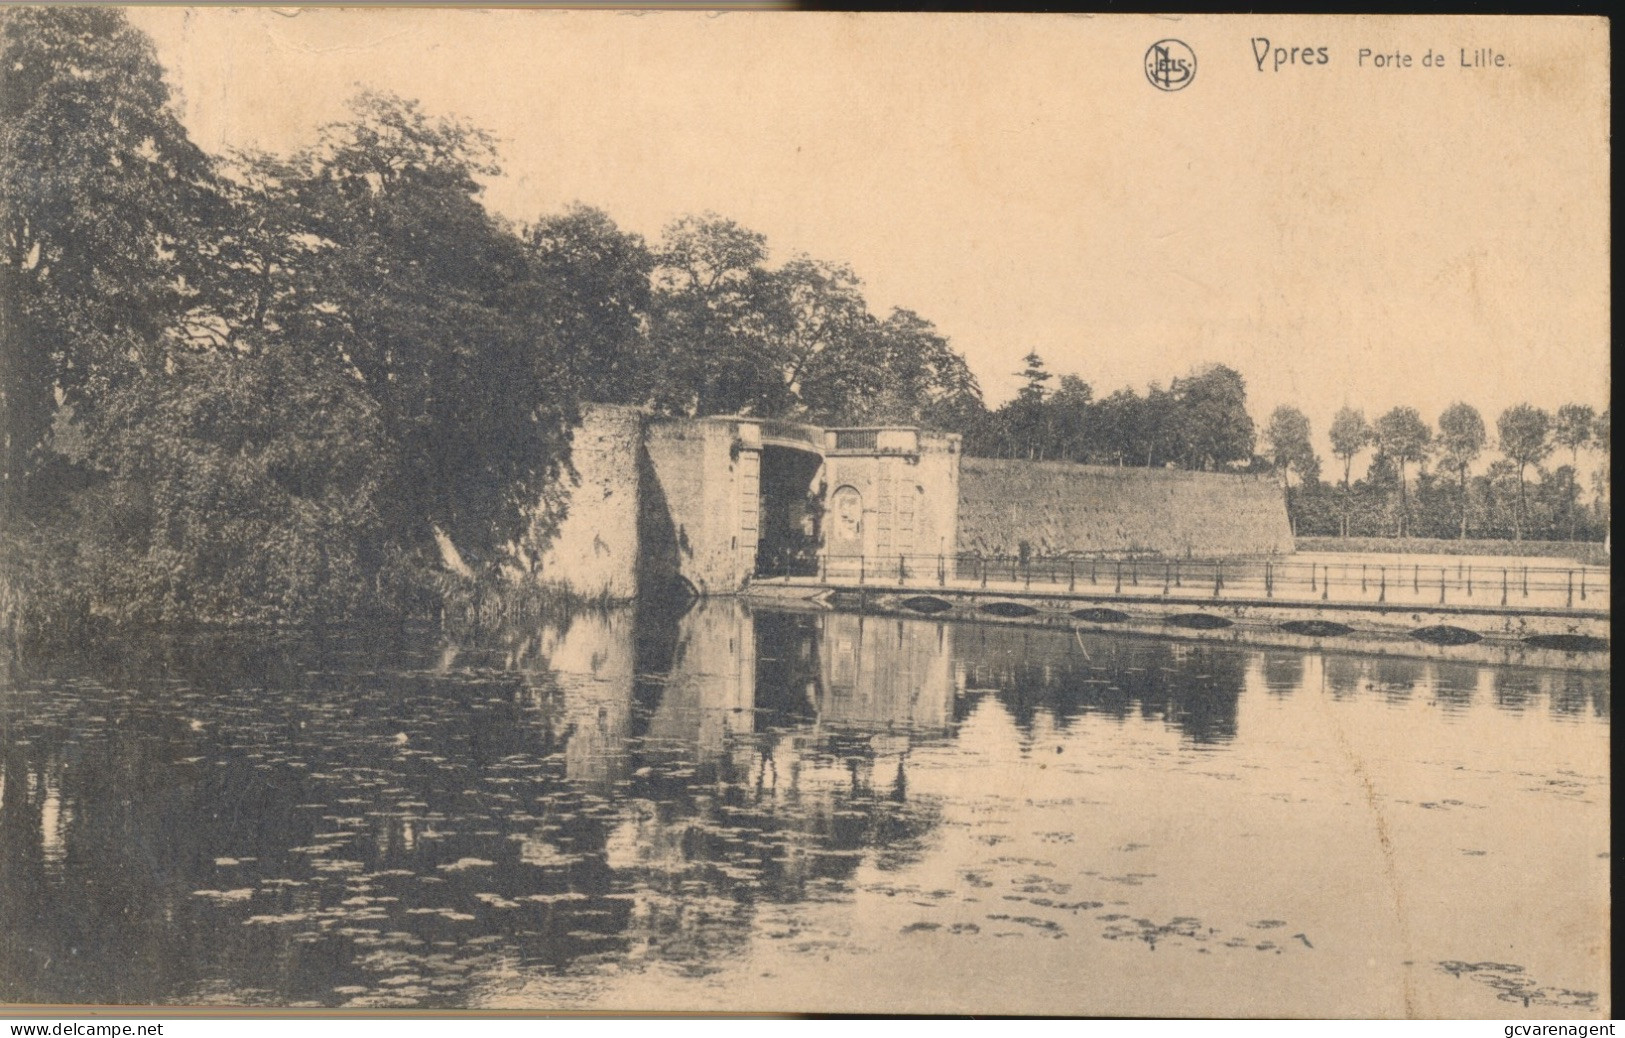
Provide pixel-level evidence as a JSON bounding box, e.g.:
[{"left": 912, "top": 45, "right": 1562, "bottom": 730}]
[{"left": 757, "top": 552, "right": 1609, "bottom": 611}]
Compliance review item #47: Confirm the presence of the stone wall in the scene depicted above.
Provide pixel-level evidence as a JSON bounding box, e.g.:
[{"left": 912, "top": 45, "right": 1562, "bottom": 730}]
[
  {"left": 641, "top": 417, "right": 761, "bottom": 595},
  {"left": 536, "top": 404, "right": 644, "bottom": 599},
  {"left": 957, "top": 457, "right": 1292, "bottom": 558}
]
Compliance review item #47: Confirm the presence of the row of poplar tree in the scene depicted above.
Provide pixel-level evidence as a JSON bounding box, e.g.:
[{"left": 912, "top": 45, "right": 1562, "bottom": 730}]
[
  {"left": 1263, "top": 401, "right": 1609, "bottom": 543},
  {"left": 970, "top": 352, "right": 1608, "bottom": 544}
]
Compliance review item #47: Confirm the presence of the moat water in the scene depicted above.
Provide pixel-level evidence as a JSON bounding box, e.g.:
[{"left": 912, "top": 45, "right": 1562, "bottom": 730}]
[{"left": 0, "top": 600, "right": 1609, "bottom": 1016}]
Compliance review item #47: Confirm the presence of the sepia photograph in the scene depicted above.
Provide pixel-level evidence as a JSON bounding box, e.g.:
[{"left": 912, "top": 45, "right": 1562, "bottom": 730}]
[{"left": 0, "top": 8, "right": 1610, "bottom": 1020}]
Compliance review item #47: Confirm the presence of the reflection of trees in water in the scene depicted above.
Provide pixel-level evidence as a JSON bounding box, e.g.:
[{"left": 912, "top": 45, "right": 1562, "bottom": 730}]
[
  {"left": 608, "top": 735, "right": 939, "bottom": 975},
  {"left": 951, "top": 625, "right": 1245, "bottom": 744},
  {"left": 1548, "top": 671, "right": 1609, "bottom": 718},
  {"left": 1431, "top": 662, "right": 1480, "bottom": 712},
  {"left": 589, "top": 600, "right": 942, "bottom": 974},
  {"left": 1324, "top": 655, "right": 1366, "bottom": 699},
  {"left": 1368, "top": 657, "right": 1422, "bottom": 704},
  {"left": 1492, "top": 669, "right": 1542, "bottom": 712},
  {"left": 1319, "top": 651, "right": 1607, "bottom": 718},
  {"left": 1259, "top": 653, "right": 1304, "bottom": 697},
  {"left": 752, "top": 611, "right": 824, "bottom": 729},
  {"left": 4, "top": 602, "right": 1605, "bottom": 1006},
  {"left": 1, "top": 646, "right": 609, "bottom": 1006}
]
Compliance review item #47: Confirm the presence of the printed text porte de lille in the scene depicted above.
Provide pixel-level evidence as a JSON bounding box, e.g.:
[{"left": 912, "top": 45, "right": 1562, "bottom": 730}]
[{"left": 1252, "top": 37, "right": 1509, "bottom": 72}]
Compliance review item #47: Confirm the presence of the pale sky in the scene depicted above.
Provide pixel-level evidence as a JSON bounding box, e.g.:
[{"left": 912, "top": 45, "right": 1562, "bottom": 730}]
[{"left": 127, "top": 10, "right": 1611, "bottom": 467}]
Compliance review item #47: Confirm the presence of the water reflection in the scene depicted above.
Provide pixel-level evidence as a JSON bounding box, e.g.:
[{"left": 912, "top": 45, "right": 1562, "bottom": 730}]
[
  {"left": 1259, "top": 653, "right": 1305, "bottom": 697},
  {"left": 951, "top": 624, "right": 1246, "bottom": 744},
  {"left": 0, "top": 600, "right": 1609, "bottom": 1012}
]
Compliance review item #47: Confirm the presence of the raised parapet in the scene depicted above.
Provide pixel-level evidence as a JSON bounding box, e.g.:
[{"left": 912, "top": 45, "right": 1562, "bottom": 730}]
[{"left": 535, "top": 404, "right": 644, "bottom": 600}]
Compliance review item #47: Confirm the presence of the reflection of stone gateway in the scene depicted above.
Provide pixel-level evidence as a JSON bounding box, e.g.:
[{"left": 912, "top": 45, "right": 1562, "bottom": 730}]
[{"left": 818, "top": 612, "right": 955, "bottom": 734}]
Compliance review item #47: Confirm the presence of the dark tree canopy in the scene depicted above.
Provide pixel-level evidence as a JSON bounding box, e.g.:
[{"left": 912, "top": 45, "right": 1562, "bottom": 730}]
[
  {"left": 3, "top": 8, "right": 1606, "bottom": 636},
  {"left": 522, "top": 203, "right": 655, "bottom": 406},
  {"left": 1373, "top": 406, "right": 1431, "bottom": 537},
  {"left": 1167, "top": 364, "right": 1255, "bottom": 470},
  {"left": 640, "top": 216, "right": 985, "bottom": 428},
  {"left": 1437, "top": 402, "right": 1485, "bottom": 539},
  {"left": 1, "top": 6, "right": 218, "bottom": 511},
  {"left": 1553, "top": 403, "right": 1595, "bottom": 466},
  {"left": 774, "top": 256, "right": 878, "bottom": 421},
  {"left": 1328, "top": 407, "right": 1371, "bottom": 481},
  {"left": 647, "top": 213, "right": 781, "bottom": 417},
  {"left": 1497, "top": 403, "right": 1552, "bottom": 540},
  {"left": 1437, "top": 402, "right": 1486, "bottom": 474},
  {"left": 268, "top": 91, "right": 576, "bottom": 562},
  {"left": 1374, "top": 406, "right": 1432, "bottom": 466}
]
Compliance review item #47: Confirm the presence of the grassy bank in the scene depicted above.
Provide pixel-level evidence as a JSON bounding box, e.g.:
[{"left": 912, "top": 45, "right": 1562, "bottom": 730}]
[{"left": 1295, "top": 536, "right": 1607, "bottom": 566}]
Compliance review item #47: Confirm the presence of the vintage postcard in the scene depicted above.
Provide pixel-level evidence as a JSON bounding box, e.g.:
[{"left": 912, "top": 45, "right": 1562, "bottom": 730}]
[{"left": 0, "top": 9, "right": 1609, "bottom": 1020}]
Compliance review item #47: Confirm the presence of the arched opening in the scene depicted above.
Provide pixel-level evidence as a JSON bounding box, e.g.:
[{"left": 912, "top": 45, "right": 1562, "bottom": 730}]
[{"left": 755, "top": 445, "right": 825, "bottom": 577}]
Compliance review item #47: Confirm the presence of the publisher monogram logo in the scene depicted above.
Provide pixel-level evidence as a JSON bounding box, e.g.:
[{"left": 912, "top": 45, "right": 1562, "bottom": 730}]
[{"left": 1145, "top": 39, "right": 1197, "bottom": 91}]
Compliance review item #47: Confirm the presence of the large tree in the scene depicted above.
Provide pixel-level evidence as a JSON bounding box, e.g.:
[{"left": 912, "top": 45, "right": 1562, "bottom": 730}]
[
  {"left": 1087, "top": 388, "right": 1147, "bottom": 467},
  {"left": 1552, "top": 403, "right": 1596, "bottom": 540},
  {"left": 1047, "top": 374, "right": 1094, "bottom": 462},
  {"left": 1373, "top": 406, "right": 1432, "bottom": 537},
  {"left": 521, "top": 204, "right": 654, "bottom": 406},
  {"left": 1328, "top": 406, "right": 1372, "bottom": 537},
  {"left": 1592, "top": 406, "right": 1610, "bottom": 525},
  {"left": 1167, "top": 364, "right": 1254, "bottom": 471},
  {"left": 1263, "top": 405, "right": 1318, "bottom": 535},
  {"left": 1496, "top": 403, "right": 1552, "bottom": 541},
  {"left": 774, "top": 256, "right": 881, "bottom": 422},
  {"left": 268, "top": 91, "right": 576, "bottom": 565},
  {"left": 847, "top": 307, "right": 981, "bottom": 427},
  {"left": 647, "top": 213, "right": 783, "bottom": 417},
  {"left": 1436, "top": 402, "right": 1486, "bottom": 540},
  {"left": 64, "top": 347, "right": 389, "bottom": 625},
  {"left": 1005, "top": 351, "right": 1054, "bottom": 459},
  {"left": 1, "top": 6, "right": 218, "bottom": 515}
]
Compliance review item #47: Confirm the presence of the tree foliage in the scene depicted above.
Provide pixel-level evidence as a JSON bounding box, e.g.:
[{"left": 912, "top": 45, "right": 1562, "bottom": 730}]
[
  {"left": 1497, "top": 403, "right": 1552, "bottom": 540},
  {"left": 959, "top": 359, "right": 1257, "bottom": 473},
  {"left": 2, "top": 8, "right": 1608, "bottom": 637},
  {"left": 1436, "top": 402, "right": 1485, "bottom": 539},
  {"left": 520, "top": 204, "right": 655, "bottom": 405},
  {"left": 1264, "top": 406, "right": 1318, "bottom": 484},
  {"left": 1264, "top": 405, "right": 1317, "bottom": 535},
  {"left": 1373, "top": 406, "right": 1431, "bottom": 536},
  {"left": 267, "top": 92, "right": 576, "bottom": 562},
  {"left": 63, "top": 349, "right": 391, "bottom": 626},
  {"left": 1, "top": 6, "right": 218, "bottom": 512}
]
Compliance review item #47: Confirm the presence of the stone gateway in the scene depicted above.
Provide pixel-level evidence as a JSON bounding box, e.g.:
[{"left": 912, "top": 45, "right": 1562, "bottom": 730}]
[{"left": 536, "top": 405, "right": 1292, "bottom": 600}]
